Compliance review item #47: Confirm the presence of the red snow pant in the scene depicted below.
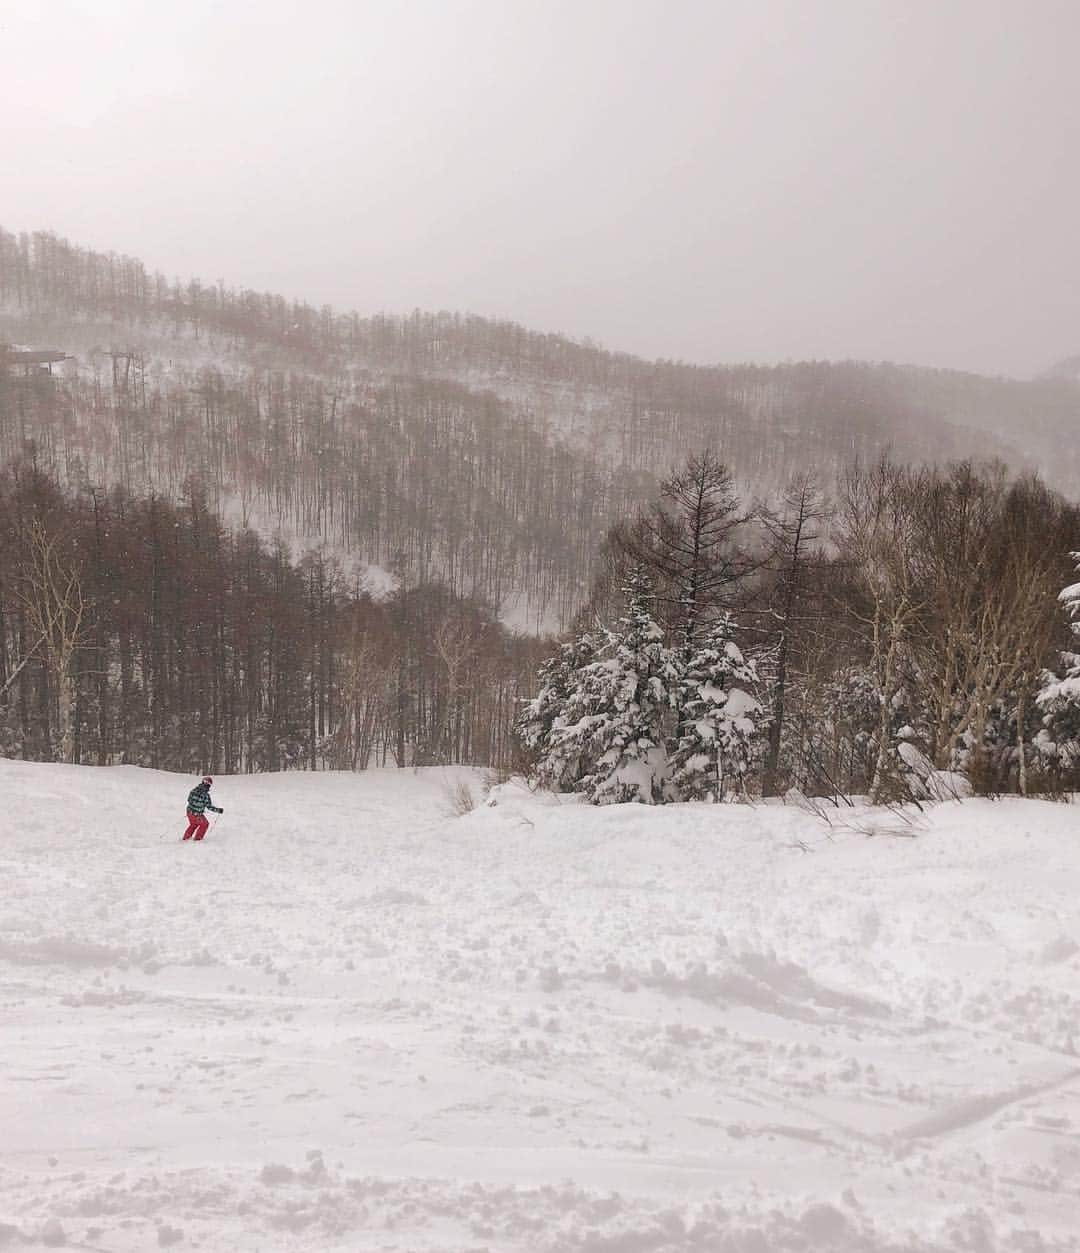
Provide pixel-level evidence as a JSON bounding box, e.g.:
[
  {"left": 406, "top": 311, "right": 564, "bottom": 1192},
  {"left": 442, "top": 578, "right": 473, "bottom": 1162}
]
[{"left": 182, "top": 811, "right": 209, "bottom": 841}]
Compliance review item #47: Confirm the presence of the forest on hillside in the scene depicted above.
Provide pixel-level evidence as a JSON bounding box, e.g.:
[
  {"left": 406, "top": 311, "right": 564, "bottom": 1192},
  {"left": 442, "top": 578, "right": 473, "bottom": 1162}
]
[
  {"left": 3, "top": 227, "right": 1080, "bottom": 630},
  {"left": 0, "top": 462, "right": 543, "bottom": 774}
]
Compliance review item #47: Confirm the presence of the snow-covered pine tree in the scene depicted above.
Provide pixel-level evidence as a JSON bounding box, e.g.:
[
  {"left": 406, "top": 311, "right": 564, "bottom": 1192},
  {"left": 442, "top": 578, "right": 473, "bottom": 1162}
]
[
  {"left": 577, "top": 566, "right": 676, "bottom": 805},
  {"left": 518, "top": 630, "right": 601, "bottom": 790},
  {"left": 1036, "top": 554, "right": 1080, "bottom": 768},
  {"left": 669, "top": 613, "right": 760, "bottom": 801}
]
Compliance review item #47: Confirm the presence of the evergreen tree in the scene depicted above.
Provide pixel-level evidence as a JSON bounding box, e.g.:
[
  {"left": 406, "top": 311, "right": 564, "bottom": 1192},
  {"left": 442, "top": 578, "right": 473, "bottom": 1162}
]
[
  {"left": 1037, "top": 554, "right": 1080, "bottom": 767},
  {"left": 518, "top": 631, "right": 601, "bottom": 790},
  {"left": 670, "top": 614, "right": 760, "bottom": 801},
  {"left": 578, "top": 567, "right": 676, "bottom": 805}
]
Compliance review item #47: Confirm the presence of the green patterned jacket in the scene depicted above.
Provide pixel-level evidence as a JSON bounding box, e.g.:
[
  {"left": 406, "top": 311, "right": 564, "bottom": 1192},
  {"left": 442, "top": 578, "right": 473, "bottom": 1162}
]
[{"left": 186, "top": 784, "right": 222, "bottom": 815}]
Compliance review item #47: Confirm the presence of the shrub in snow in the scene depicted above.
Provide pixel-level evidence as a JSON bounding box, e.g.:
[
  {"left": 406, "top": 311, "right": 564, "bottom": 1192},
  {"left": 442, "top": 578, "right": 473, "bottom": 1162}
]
[
  {"left": 778, "top": 664, "right": 886, "bottom": 800},
  {"left": 669, "top": 615, "right": 760, "bottom": 801},
  {"left": 897, "top": 741, "right": 972, "bottom": 800},
  {"left": 1037, "top": 554, "right": 1080, "bottom": 769}
]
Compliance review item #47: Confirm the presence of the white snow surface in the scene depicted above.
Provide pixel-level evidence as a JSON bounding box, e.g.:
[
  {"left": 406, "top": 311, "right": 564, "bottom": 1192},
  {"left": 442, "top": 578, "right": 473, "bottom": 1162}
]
[{"left": 2, "top": 761, "right": 1080, "bottom": 1252}]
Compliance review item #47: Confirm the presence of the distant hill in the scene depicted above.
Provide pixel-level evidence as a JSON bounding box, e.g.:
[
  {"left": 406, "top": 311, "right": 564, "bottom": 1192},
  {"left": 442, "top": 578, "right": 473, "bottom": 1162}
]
[
  {"left": 1046, "top": 354, "right": 1080, "bottom": 382},
  {"left": 2, "top": 226, "right": 1078, "bottom": 627}
]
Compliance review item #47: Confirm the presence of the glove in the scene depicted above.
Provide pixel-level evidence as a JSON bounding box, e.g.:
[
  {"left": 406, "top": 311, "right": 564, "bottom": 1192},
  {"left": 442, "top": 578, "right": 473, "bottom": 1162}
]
[{"left": 215, "top": 806, "right": 224, "bottom": 814}]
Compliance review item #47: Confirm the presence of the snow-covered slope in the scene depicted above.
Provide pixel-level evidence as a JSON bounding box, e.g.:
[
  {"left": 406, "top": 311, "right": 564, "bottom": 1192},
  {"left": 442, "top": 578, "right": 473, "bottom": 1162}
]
[{"left": 1, "top": 761, "right": 1079, "bottom": 1251}]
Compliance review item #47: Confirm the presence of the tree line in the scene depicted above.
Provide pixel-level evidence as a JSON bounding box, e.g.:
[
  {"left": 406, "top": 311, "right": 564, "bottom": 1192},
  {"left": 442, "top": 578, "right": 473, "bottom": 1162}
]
[
  {"left": 4, "top": 444, "right": 1078, "bottom": 800},
  {"left": 0, "top": 464, "right": 543, "bottom": 774},
  {"left": 521, "top": 452, "right": 1080, "bottom": 804}
]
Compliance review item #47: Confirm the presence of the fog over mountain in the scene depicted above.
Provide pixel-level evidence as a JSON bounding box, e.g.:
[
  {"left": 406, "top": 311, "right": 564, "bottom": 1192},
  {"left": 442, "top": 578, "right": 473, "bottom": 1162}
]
[{"left": 3, "top": 0, "right": 1078, "bottom": 378}]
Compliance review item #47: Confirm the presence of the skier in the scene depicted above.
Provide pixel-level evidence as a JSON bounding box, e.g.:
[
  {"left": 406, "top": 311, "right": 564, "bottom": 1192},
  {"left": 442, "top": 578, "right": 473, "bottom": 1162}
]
[{"left": 182, "top": 776, "right": 224, "bottom": 841}]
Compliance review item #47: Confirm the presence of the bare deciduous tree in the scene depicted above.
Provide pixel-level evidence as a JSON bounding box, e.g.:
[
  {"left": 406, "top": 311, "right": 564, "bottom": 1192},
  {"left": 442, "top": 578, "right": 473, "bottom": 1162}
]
[
  {"left": 14, "top": 520, "right": 86, "bottom": 763},
  {"left": 757, "top": 472, "right": 830, "bottom": 796},
  {"left": 618, "top": 450, "right": 752, "bottom": 645},
  {"left": 841, "top": 460, "right": 927, "bottom": 803}
]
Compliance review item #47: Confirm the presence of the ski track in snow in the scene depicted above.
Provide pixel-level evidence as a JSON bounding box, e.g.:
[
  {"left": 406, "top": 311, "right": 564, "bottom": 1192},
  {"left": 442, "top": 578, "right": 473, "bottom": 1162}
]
[{"left": 1, "top": 762, "right": 1079, "bottom": 1251}]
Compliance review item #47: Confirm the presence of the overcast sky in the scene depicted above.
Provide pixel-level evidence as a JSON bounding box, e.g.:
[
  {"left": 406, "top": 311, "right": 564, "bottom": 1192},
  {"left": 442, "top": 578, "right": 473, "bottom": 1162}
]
[{"left": 2, "top": 0, "right": 1077, "bottom": 377}]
